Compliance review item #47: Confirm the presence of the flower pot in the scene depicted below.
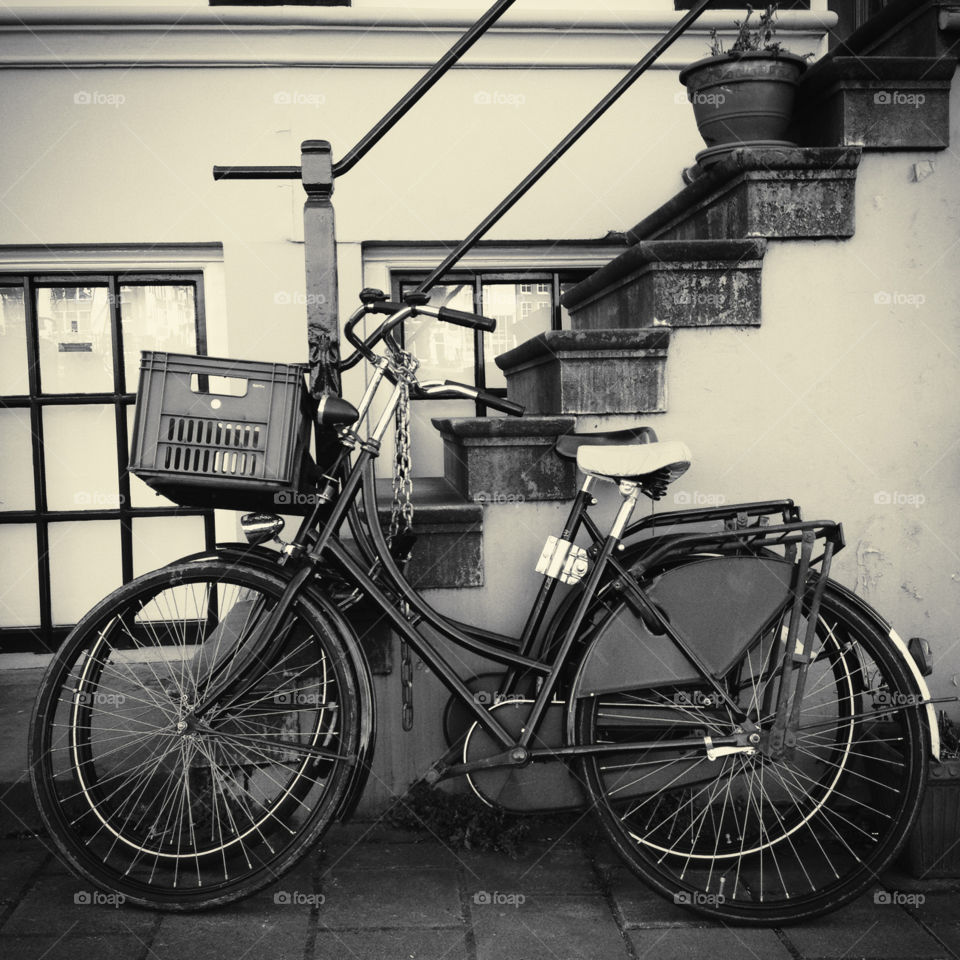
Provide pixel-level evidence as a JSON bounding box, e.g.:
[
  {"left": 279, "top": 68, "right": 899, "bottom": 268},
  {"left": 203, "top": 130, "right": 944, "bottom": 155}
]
[
  {"left": 679, "top": 51, "right": 808, "bottom": 166},
  {"left": 903, "top": 759, "right": 960, "bottom": 879}
]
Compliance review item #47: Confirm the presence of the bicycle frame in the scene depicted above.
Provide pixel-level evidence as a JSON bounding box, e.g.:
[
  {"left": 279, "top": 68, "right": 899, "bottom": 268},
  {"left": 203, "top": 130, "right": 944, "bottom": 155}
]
[{"left": 190, "top": 355, "right": 850, "bottom": 785}]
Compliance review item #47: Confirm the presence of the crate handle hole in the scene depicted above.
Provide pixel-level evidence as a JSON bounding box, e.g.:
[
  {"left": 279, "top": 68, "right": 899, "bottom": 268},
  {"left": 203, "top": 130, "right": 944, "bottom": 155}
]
[{"left": 190, "top": 374, "right": 249, "bottom": 398}]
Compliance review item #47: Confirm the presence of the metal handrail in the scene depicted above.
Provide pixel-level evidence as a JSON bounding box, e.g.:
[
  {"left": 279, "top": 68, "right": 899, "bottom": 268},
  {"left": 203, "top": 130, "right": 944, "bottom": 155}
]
[
  {"left": 214, "top": 0, "right": 519, "bottom": 182},
  {"left": 414, "top": 0, "right": 714, "bottom": 295}
]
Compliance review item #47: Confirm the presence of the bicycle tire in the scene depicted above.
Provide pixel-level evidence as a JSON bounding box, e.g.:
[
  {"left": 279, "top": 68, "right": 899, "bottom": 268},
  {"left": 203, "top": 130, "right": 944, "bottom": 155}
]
[
  {"left": 574, "top": 583, "right": 928, "bottom": 924},
  {"left": 30, "top": 559, "right": 363, "bottom": 910}
]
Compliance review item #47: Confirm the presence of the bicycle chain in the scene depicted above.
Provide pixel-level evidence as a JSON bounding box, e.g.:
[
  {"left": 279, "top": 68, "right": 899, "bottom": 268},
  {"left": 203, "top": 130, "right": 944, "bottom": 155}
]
[{"left": 388, "top": 350, "right": 418, "bottom": 731}]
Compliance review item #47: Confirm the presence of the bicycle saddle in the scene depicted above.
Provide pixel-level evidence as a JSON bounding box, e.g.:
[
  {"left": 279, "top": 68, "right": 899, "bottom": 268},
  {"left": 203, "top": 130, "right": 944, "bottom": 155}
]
[
  {"left": 554, "top": 425, "right": 657, "bottom": 461},
  {"left": 577, "top": 440, "right": 692, "bottom": 484}
]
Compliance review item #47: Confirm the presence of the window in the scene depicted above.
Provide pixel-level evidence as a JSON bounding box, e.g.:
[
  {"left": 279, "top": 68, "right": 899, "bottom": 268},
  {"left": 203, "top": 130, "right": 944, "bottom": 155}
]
[
  {"left": 0, "top": 273, "right": 214, "bottom": 653},
  {"left": 391, "top": 268, "right": 590, "bottom": 476}
]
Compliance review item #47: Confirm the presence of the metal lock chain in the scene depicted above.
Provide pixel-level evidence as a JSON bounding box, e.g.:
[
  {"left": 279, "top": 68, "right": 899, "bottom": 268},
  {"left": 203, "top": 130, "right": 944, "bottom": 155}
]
[{"left": 387, "top": 349, "right": 418, "bottom": 731}]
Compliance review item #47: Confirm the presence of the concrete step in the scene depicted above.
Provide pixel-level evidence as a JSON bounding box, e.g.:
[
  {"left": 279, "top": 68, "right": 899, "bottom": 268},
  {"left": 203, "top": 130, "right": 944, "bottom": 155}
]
[
  {"left": 562, "top": 239, "right": 766, "bottom": 331},
  {"left": 494, "top": 329, "right": 669, "bottom": 417}
]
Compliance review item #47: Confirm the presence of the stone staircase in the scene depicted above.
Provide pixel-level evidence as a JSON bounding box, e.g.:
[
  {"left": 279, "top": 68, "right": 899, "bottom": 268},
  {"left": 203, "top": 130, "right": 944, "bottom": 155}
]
[{"left": 424, "top": 0, "right": 959, "bottom": 543}]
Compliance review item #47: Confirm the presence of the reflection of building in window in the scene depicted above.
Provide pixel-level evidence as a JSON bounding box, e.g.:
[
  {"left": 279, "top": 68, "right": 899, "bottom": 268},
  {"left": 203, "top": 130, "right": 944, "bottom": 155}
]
[{"left": 50, "top": 287, "right": 94, "bottom": 338}]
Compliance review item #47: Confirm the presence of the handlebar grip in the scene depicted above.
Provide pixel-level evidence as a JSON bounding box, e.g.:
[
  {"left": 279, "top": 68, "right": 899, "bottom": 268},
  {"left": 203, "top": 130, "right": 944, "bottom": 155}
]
[
  {"left": 476, "top": 391, "right": 524, "bottom": 417},
  {"left": 437, "top": 306, "right": 497, "bottom": 333}
]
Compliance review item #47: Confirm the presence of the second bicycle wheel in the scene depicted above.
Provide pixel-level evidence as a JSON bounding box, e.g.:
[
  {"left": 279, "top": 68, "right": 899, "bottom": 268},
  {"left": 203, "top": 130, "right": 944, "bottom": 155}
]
[
  {"left": 574, "top": 582, "right": 928, "bottom": 924},
  {"left": 30, "top": 559, "right": 363, "bottom": 910}
]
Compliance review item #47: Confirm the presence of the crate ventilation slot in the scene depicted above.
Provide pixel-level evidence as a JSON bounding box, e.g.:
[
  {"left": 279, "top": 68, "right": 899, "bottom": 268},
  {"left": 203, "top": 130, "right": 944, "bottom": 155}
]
[{"left": 164, "top": 417, "right": 263, "bottom": 449}]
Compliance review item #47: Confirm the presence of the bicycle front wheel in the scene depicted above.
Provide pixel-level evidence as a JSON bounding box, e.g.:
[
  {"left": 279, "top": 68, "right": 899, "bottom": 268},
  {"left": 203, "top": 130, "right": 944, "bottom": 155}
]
[
  {"left": 575, "top": 585, "right": 928, "bottom": 924},
  {"left": 30, "top": 559, "right": 362, "bottom": 910}
]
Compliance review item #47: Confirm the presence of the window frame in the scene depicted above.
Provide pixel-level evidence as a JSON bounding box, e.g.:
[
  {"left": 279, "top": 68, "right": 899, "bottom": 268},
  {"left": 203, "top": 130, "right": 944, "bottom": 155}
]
[{"left": 0, "top": 271, "right": 215, "bottom": 652}]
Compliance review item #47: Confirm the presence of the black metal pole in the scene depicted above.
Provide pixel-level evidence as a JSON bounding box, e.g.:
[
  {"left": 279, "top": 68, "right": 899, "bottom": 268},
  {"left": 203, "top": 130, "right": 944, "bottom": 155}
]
[
  {"left": 414, "top": 0, "right": 715, "bottom": 296},
  {"left": 332, "top": 0, "right": 520, "bottom": 178}
]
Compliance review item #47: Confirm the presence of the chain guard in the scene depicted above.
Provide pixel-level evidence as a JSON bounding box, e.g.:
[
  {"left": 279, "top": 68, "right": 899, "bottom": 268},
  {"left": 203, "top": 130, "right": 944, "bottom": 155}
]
[{"left": 463, "top": 700, "right": 585, "bottom": 813}]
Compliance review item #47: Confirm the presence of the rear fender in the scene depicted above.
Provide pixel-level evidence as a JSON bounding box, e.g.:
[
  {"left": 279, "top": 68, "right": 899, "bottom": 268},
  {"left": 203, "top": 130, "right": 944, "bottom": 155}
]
[{"left": 822, "top": 580, "right": 940, "bottom": 760}]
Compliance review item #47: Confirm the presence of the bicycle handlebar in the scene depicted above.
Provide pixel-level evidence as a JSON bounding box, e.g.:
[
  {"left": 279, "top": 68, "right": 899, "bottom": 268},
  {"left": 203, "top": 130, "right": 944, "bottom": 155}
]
[{"left": 339, "top": 293, "right": 497, "bottom": 371}]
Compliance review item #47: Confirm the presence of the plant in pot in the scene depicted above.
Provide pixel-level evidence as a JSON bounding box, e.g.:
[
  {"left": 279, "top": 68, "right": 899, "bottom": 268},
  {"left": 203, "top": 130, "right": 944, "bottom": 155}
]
[
  {"left": 903, "top": 711, "right": 960, "bottom": 879},
  {"left": 680, "top": 3, "right": 811, "bottom": 169}
]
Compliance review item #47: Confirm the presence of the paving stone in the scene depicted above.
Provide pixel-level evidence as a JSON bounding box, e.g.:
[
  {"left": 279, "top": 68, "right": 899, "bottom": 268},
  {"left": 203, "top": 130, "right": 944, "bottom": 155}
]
[
  {"left": 0, "top": 869, "right": 155, "bottom": 937},
  {"left": 0, "top": 933, "right": 151, "bottom": 960},
  {"left": 472, "top": 895, "right": 628, "bottom": 960},
  {"left": 313, "top": 927, "right": 469, "bottom": 960},
  {"left": 925, "top": 925, "right": 960, "bottom": 958},
  {"left": 154, "top": 913, "right": 309, "bottom": 960},
  {"left": 320, "top": 840, "right": 462, "bottom": 873},
  {"left": 628, "top": 927, "right": 792, "bottom": 960},
  {"left": 784, "top": 887, "right": 946, "bottom": 959},
  {"left": 0, "top": 839, "right": 48, "bottom": 903},
  {"left": 911, "top": 891, "right": 960, "bottom": 927},
  {"left": 317, "top": 867, "right": 463, "bottom": 929},
  {"left": 457, "top": 844, "right": 600, "bottom": 898},
  {"left": 602, "top": 865, "right": 705, "bottom": 928}
]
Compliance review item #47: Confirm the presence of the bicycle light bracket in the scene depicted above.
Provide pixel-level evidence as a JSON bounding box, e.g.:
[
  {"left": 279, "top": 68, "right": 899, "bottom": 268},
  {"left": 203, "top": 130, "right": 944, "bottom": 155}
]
[{"left": 536, "top": 536, "right": 590, "bottom": 585}]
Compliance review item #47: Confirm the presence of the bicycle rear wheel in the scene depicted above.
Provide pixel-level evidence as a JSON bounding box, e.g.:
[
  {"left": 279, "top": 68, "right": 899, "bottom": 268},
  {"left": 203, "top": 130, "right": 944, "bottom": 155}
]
[
  {"left": 575, "top": 584, "right": 928, "bottom": 924},
  {"left": 30, "top": 560, "right": 361, "bottom": 910}
]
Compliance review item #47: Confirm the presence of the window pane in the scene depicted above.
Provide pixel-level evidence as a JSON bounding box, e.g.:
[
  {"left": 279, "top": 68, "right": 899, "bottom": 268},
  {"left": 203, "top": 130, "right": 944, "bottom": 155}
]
[
  {"left": 401, "top": 282, "right": 475, "bottom": 384},
  {"left": 132, "top": 515, "right": 206, "bottom": 576},
  {"left": 559, "top": 280, "right": 580, "bottom": 330},
  {"left": 37, "top": 286, "right": 114, "bottom": 394},
  {"left": 0, "top": 525, "right": 40, "bottom": 627},
  {"left": 43, "top": 405, "right": 120, "bottom": 511},
  {"left": 481, "top": 283, "right": 552, "bottom": 390},
  {"left": 0, "top": 286, "right": 29, "bottom": 395},
  {"left": 120, "top": 284, "right": 198, "bottom": 390},
  {"left": 0, "top": 409, "right": 36, "bottom": 510},
  {"left": 48, "top": 520, "right": 122, "bottom": 624},
  {"left": 125, "top": 405, "right": 177, "bottom": 509}
]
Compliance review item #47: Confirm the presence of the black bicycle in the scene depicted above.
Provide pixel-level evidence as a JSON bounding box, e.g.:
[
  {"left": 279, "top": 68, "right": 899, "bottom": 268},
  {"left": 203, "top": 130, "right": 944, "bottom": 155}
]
[{"left": 30, "top": 291, "right": 938, "bottom": 924}]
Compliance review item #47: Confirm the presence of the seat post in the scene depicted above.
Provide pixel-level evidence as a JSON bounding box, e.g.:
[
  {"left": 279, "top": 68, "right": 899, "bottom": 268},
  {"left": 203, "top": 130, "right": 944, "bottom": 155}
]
[{"left": 609, "top": 480, "right": 641, "bottom": 541}]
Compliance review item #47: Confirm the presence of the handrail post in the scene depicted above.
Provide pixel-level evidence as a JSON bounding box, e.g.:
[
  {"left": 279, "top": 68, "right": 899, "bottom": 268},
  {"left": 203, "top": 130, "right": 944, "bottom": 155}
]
[{"left": 302, "top": 140, "right": 339, "bottom": 396}]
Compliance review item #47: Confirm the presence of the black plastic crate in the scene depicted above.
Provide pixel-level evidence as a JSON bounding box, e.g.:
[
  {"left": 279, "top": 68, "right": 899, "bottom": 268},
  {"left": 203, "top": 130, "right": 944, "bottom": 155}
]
[{"left": 129, "top": 351, "right": 315, "bottom": 512}]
